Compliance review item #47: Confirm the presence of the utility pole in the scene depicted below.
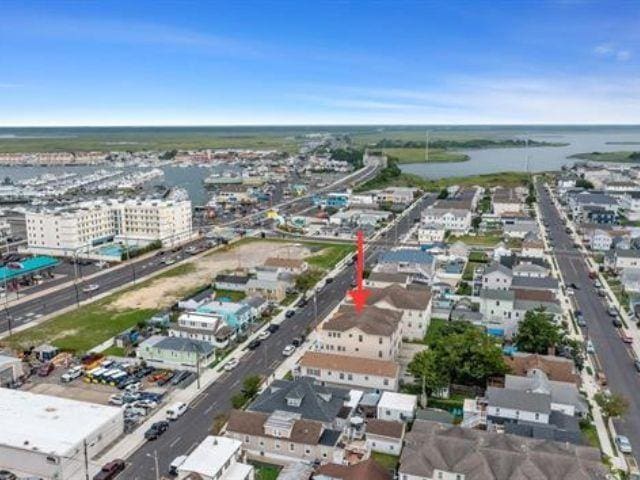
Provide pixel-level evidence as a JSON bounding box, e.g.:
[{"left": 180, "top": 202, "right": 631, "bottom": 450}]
[
  {"left": 83, "top": 439, "right": 89, "bottom": 480},
  {"left": 146, "top": 450, "right": 160, "bottom": 480}
]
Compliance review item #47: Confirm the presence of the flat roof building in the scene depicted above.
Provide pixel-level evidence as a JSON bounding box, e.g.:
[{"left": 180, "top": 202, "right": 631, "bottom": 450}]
[{"left": 0, "top": 388, "right": 123, "bottom": 480}]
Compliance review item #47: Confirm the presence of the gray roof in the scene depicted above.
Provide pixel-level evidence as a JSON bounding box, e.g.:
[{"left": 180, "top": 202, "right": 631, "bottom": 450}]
[
  {"left": 247, "top": 377, "right": 351, "bottom": 423},
  {"left": 484, "top": 262, "right": 512, "bottom": 277},
  {"left": 505, "top": 371, "right": 588, "bottom": 414},
  {"left": 515, "top": 300, "right": 562, "bottom": 314},
  {"left": 480, "top": 288, "right": 515, "bottom": 301},
  {"left": 513, "top": 263, "right": 548, "bottom": 274},
  {"left": 154, "top": 337, "right": 214, "bottom": 355},
  {"left": 400, "top": 420, "right": 608, "bottom": 480},
  {"left": 617, "top": 249, "right": 640, "bottom": 259},
  {"left": 214, "top": 274, "right": 249, "bottom": 285},
  {"left": 486, "top": 386, "right": 551, "bottom": 414},
  {"left": 511, "top": 276, "right": 559, "bottom": 290},
  {"left": 573, "top": 192, "right": 618, "bottom": 206},
  {"left": 380, "top": 249, "right": 434, "bottom": 265}
]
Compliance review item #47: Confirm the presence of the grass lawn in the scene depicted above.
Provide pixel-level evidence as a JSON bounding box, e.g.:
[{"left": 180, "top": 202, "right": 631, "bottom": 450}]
[
  {"left": 2, "top": 293, "right": 156, "bottom": 353},
  {"left": 382, "top": 147, "right": 469, "bottom": 164},
  {"left": 468, "top": 250, "right": 489, "bottom": 263},
  {"left": 154, "top": 262, "right": 197, "bottom": 279},
  {"left": 102, "top": 345, "right": 127, "bottom": 357},
  {"left": 250, "top": 462, "right": 281, "bottom": 480},
  {"left": 427, "top": 394, "right": 467, "bottom": 415},
  {"left": 462, "top": 261, "right": 483, "bottom": 281},
  {"left": 212, "top": 288, "right": 246, "bottom": 302},
  {"left": 450, "top": 233, "right": 502, "bottom": 247},
  {"left": 605, "top": 278, "right": 629, "bottom": 308},
  {"left": 306, "top": 244, "right": 355, "bottom": 270},
  {"left": 371, "top": 452, "right": 400, "bottom": 472},
  {"left": 580, "top": 420, "right": 600, "bottom": 448}
]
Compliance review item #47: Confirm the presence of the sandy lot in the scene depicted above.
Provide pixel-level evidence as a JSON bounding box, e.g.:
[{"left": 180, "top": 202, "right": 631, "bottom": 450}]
[{"left": 109, "top": 241, "right": 312, "bottom": 311}]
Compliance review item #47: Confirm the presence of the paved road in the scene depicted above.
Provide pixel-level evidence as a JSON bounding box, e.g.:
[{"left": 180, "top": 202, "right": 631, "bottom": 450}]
[
  {"left": 123, "top": 194, "right": 433, "bottom": 478},
  {"left": 537, "top": 181, "right": 640, "bottom": 463},
  {"left": 0, "top": 165, "right": 379, "bottom": 336}
]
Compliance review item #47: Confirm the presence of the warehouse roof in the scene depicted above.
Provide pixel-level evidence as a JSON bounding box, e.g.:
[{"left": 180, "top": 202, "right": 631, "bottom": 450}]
[{"left": 0, "top": 388, "right": 122, "bottom": 456}]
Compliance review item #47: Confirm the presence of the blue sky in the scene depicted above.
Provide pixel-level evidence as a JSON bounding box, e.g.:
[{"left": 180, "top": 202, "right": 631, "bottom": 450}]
[{"left": 1, "top": 0, "right": 639, "bottom": 126}]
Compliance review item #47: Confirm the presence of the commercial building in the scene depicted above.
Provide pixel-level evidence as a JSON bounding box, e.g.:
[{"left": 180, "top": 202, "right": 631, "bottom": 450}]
[
  {"left": 0, "top": 388, "right": 123, "bottom": 480},
  {"left": 25, "top": 198, "right": 193, "bottom": 258}
]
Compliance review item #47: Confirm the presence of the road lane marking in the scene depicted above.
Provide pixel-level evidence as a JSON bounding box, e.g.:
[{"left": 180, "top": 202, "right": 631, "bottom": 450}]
[{"left": 169, "top": 435, "right": 182, "bottom": 448}]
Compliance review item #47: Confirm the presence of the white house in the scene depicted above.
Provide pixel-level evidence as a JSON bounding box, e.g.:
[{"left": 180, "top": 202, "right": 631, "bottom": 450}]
[
  {"left": 421, "top": 207, "right": 472, "bottom": 233},
  {"left": 377, "top": 392, "right": 417, "bottom": 422},
  {"left": 481, "top": 263, "right": 513, "bottom": 290},
  {"left": 417, "top": 226, "right": 446, "bottom": 244},
  {"left": 365, "top": 419, "right": 405, "bottom": 456},
  {"left": 178, "top": 436, "right": 254, "bottom": 480}
]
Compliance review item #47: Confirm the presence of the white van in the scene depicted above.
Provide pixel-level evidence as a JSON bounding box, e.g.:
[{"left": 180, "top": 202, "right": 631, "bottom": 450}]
[
  {"left": 169, "top": 455, "right": 187, "bottom": 476},
  {"left": 166, "top": 402, "right": 187, "bottom": 420},
  {"left": 61, "top": 366, "right": 83, "bottom": 383}
]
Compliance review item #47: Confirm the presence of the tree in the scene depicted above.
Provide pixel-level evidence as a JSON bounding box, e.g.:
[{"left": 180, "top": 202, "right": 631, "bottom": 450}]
[
  {"left": 515, "top": 309, "right": 562, "bottom": 354},
  {"left": 437, "top": 188, "right": 449, "bottom": 199},
  {"left": 456, "top": 281, "right": 472, "bottom": 296},
  {"left": 241, "top": 375, "right": 262, "bottom": 399},
  {"left": 471, "top": 216, "right": 482, "bottom": 230},
  {"left": 594, "top": 392, "right": 629, "bottom": 419},
  {"left": 407, "top": 349, "right": 448, "bottom": 407},
  {"left": 576, "top": 178, "right": 594, "bottom": 189}
]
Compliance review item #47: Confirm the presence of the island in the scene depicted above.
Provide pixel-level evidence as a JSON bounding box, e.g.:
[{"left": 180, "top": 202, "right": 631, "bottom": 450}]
[{"left": 569, "top": 151, "right": 640, "bottom": 162}]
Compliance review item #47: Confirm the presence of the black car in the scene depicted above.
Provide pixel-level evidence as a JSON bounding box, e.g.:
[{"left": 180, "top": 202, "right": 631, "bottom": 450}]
[
  {"left": 267, "top": 323, "right": 280, "bottom": 333},
  {"left": 325, "top": 277, "right": 334, "bottom": 284},
  {"left": 144, "top": 421, "right": 169, "bottom": 440},
  {"left": 285, "top": 310, "right": 296, "bottom": 318},
  {"left": 247, "top": 339, "right": 261, "bottom": 350},
  {"left": 296, "top": 298, "right": 308, "bottom": 308},
  {"left": 569, "top": 283, "right": 580, "bottom": 290},
  {"left": 612, "top": 317, "right": 623, "bottom": 328},
  {"left": 0, "top": 471, "right": 17, "bottom": 480},
  {"left": 292, "top": 336, "right": 304, "bottom": 347},
  {"left": 634, "top": 360, "right": 640, "bottom": 373}
]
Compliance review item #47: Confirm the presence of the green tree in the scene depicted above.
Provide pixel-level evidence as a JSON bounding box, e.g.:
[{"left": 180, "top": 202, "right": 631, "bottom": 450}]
[
  {"left": 242, "top": 375, "right": 262, "bottom": 399},
  {"left": 471, "top": 216, "right": 482, "bottom": 230},
  {"left": 408, "top": 349, "right": 449, "bottom": 407},
  {"left": 594, "top": 392, "right": 629, "bottom": 419},
  {"left": 437, "top": 188, "right": 449, "bottom": 199},
  {"left": 515, "top": 309, "right": 562, "bottom": 354},
  {"left": 576, "top": 178, "right": 594, "bottom": 189}
]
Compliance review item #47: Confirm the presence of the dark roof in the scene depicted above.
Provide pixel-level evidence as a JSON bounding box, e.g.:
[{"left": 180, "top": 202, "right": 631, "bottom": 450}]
[
  {"left": 226, "top": 410, "right": 324, "bottom": 445},
  {"left": 511, "top": 276, "right": 559, "bottom": 290},
  {"left": 324, "top": 305, "right": 402, "bottom": 336},
  {"left": 214, "top": 274, "right": 250, "bottom": 284},
  {"left": 154, "top": 337, "right": 214, "bottom": 356},
  {"left": 366, "top": 419, "right": 405, "bottom": 439},
  {"left": 318, "top": 428, "right": 342, "bottom": 446},
  {"left": 379, "top": 249, "right": 434, "bottom": 265},
  {"left": 247, "top": 377, "right": 351, "bottom": 423},
  {"left": 314, "top": 458, "right": 392, "bottom": 480},
  {"left": 487, "top": 386, "right": 551, "bottom": 414},
  {"left": 415, "top": 408, "right": 454, "bottom": 424}
]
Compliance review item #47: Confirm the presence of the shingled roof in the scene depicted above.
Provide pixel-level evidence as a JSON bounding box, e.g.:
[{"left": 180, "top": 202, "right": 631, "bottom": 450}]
[
  {"left": 226, "top": 410, "right": 324, "bottom": 445},
  {"left": 361, "top": 284, "right": 431, "bottom": 310},
  {"left": 315, "top": 458, "right": 392, "bottom": 480},
  {"left": 323, "top": 305, "right": 401, "bottom": 336}
]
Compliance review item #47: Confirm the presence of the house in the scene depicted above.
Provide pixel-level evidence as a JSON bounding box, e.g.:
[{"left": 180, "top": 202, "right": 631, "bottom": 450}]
[
  {"left": 169, "top": 311, "right": 234, "bottom": 348},
  {"left": 584, "top": 205, "right": 617, "bottom": 225},
  {"left": 199, "top": 301, "right": 255, "bottom": 331},
  {"left": 417, "top": 225, "right": 446, "bottom": 244},
  {"left": 177, "top": 436, "right": 254, "bottom": 480},
  {"left": 376, "top": 391, "right": 417, "bottom": 422},
  {"left": 313, "top": 458, "right": 391, "bottom": 480},
  {"left": 314, "top": 192, "right": 350, "bottom": 209},
  {"left": 365, "top": 271, "right": 414, "bottom": 289},
  {"left": 243, "top": 295, "right": 269, "bottom": 318},
  {"left": 295, "top": 352, "right": 400, "bottom": 391},
  {"left": 317, "top": 305, "right": 402, "bottom": 361},
  {"left": 612, "top": 249, "right": 640, "bottom": 270},
  {"left": 213, "top": 274, "right": 250, "bottom": 292},
  {"left": 568, "top": 191, "right": 619, "bottom": 221},
  {"left": 586, "top": 228, "right": 613, "bottom": 251},
  {"left": 247, "top": 377, "right": 353, "bottom": 426},
  {"left": 353, "top": 284, "right": 432, "bottom": 341},
  {"left": 398, "top": 420, "right": 608, "bottom": 480},
  {"left": 137, "top": 335, "right": 215, "bottom": 371},
  {"left": 492, "top": 187, "right": 523, "bottom": 215},
  {"left": 522, "top": 234, "right": 545, "bottom": 258},
  {"left": 492, "top": 243, "right": 512, "bottom": 261},
  {"left": 264, "top": 257, "right": 308, "bottom": 275},
  {"left": 504, "top": 352, "right": 580, "bottom": 385},
  {"left": 481, "top": 263, "right": 512, "bottom": 290},
  {"left": 621, "top": 267, "right": 640, "bottom": 293},
  {"left": 365, "top": 419, "right": 405, "bottom": 456},
  {"left": 421, "top": 207, "right": 472, "bottom": 233},
  {"left": 225, "top": 409, "right": 342, "bottom": 465},
  {"left": 377, "top": 249, "right": 435, "bottom": 279},
  {"left": 510, "top": 276, "right": 559, "bottom": 292},
  {"left": 512, "top": 262, "right": 549, "bottom": 278},
  {"left": 245, "top": 278, "right": 287, "bottom": 301},
  {"left": 503, "top": 221, "right": 539, "bottom": 239},
  {"left": 376, "top": 187, "right": 417, "bottom": 205}
]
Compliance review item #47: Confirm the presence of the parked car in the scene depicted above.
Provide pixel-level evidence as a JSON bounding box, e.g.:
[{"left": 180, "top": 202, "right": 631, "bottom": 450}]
[
  {"left": 612, "top": 317, "right": 623, "bottom": 328},
  {"left": 633, "top": 360, "right": 640, "bottom": 373},
  {"left": 124, "top": 381, "right": 143, "bottom": 393},
  {"left": 144, "top": 421, "right": 169, "bottom": 440},
  {"left": 61, "top": 366, "right": 83, "bottom": 382},
  {"left": 285, "top": 310, "right": 296, "bottom": 318},
  {"left": 108, "top": 394, "right": 124, "bottom": 406},
  {"left": 223, "top": 358, "right": 239, "bottom": 371},
  {"left": 37, "top": 362, "right": 54, "bottom": 377},
  {"left": 169, "top": 455, "right": 188, "bottom": 476},
  {"left": 282, "top": 345, "right": 296, "bottom": 356},
  {"left": 616, "top": 435, "right": 633, "bottom": 454},
  {"left": 0, "top": 470, "right": 17, "bottom": 480},
  {"left": 267, "top": 323, "right": 280, "bottom": 333},
  {"left": 607, "top": 307, "right": 618, "bottom": 317},
  {"left": 291, "top": 336, "right": 304, "bottom": 347},
  {"left": 247, "top": 339, "right": 261, "bottom": 350},
  {"left": 586, "top": 340, "right": 595, "bottom": 354},
  {"left": 258, "top": 330, "right": 270, "bottom": 340},
  {"left": 621, "top": 333, "right": 634, "bottom": 344},
  {"left": 588, "top": 271, "right": 597, "bottom": 280},
  {"left": 569, "top": 282, "right": 580, "bottom": 290},
  {"left": 93, "top": 459, "right": 125, "bottom": 480}
]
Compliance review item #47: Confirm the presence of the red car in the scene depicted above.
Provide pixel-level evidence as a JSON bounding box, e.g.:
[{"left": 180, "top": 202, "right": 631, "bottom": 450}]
[
  {"left": 93, "top": 459, "right": 125, "bottom": 480},
  {"left": 37, "top": 362, "right": 54, "bottom": 377}
]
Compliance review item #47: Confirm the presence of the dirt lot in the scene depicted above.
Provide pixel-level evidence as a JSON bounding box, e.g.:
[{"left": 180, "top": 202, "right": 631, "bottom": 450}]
[
  {"left": 109, "top": 241, "right": 312, "bottom": 311},
  {"left": 27, "top": 381, "right": 114, "bottom": 405}
]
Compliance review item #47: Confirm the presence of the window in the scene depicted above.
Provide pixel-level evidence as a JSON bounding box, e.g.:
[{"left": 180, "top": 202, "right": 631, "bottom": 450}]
[
  {"left": 383, "top": 379, "right": 389, "bottom": 386},
  {"left": 289, "top": 443, "right": 295, "bottom": 451},
  {"left": 535, "top": 412, "right": 540, "bottom": 420}
]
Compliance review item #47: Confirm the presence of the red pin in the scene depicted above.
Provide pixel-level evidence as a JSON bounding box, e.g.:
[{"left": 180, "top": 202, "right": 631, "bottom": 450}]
[{"left": 348, "top": 230, "right": 370, "bottom": 313}]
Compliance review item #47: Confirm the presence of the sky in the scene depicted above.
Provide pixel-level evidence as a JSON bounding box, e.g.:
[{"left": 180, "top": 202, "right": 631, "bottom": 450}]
[{"left": 1, "top": 0, "right": 639, "bottom": 126}]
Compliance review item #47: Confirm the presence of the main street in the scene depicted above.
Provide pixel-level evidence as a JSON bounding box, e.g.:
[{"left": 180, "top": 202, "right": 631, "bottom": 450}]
[
  {"left": 0, "top": 164, "right": 379, "bottom": 336},
  {"left": 123, "top": 194, "right": 434, "bottom": 478},
  {"left": 537, "top": 181, "right": 640, "bottom": 464}
]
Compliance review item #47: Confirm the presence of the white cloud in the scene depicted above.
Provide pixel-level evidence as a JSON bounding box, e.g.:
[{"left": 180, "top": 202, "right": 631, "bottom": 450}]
[{"left": 594, "top": 43, "right": 632, "bottom": 61}]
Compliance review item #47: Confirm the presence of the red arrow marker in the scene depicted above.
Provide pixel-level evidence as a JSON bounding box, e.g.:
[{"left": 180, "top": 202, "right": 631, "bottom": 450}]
[{"left": 348, "top": 230, "right": 370, "bottom": 313}]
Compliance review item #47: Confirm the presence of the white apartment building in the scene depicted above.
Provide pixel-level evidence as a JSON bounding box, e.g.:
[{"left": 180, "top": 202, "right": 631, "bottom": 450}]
[
  {"left": 421, "top": 207, "right": 472, "bottom": 233},
  {"left": 26, "top": 198, "right": 192, "bottom": 257},
  {"left": 417, "top": 225, "right": 446, "bottom": 244},
  {"left": 169, "top": 311, "right": 233, "bottom": 349}
]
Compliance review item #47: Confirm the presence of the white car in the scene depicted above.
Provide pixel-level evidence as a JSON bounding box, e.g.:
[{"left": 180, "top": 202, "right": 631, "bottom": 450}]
[
  {"left": 258, "top": 330, "right": 271, "bottom": 340},
  {"left": 282, "top": 345, "right": 296, "bottom": 356},
  {"left": 82, "top": 283, "right": 100, "bottom": 293},
  {"left": 586, "top": 340, "right": 595, "bottom": 354},
  {"left": 108, "top": 394, "right": 124, "bottom": 406},
  {"left": 124, "top": 382, "right": 143, "bottom": 393},
  {"left": 616, "top": 435, "right": 633, "bottom": 454},
  {"left": 223, "top": 359, "right": 239, "bottom": 371},
  {"left": 163, "top": 257, "right": 176, "bottom": 265},
  {"left": 61, "top": 366, "right": 83, "bottom": 383}
]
